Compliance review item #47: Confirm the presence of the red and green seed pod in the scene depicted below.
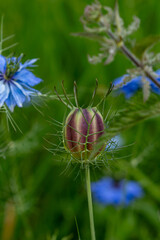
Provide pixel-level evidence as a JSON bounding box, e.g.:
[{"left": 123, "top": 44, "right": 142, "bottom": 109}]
[{"left": 63, "top": 107, "right": 105, "bottom": 160}]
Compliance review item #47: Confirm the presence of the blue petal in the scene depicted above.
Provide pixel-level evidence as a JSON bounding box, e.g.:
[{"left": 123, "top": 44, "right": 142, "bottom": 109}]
[
  {"left": 0, "top": 81, "right": 10, "bottom": 107},
  {"left": 5, "top": 81, "right": 32, "bottom": 111},
  {"left": 155, "top": 69, "right": 160, "bottom": 75},
  {"left": 121, "top": 78, "right": 141, "bottom": 96},
  {"left": 113, "top": 75, "right": 128, "bottom": 85},
  {"left": 16, "top": 81, "right": 41, "bottom": 95},
  {"left": 124, "top": 90, "right": 137, "bottom": 99},
  {"left": 114, "top": 71, "right": 160, "bottom": 98},
  {"left": 7, "top": 57, "right": 18, "bottom": 64},
  {"left": 106, "top": 135, "right": 123, "bottom": 150},
  {"left": 10, "top": 82, "right": 26, "bottom": 107},
  {"left": 5, "top": 92, "right": 17, "bottom": 112},
  {"left": 149, "top": 77, "right": 160, "bottom": 94},
  {"left": 13, "top": 81, "right": 31, "bottom": 100},
  {"left": 0, "top": 55, "right": 7, "bottom": 74},
  {"left": 19, "top": 58, "right": 38, "bottom": 71},
  {"left": 113, "top": 75, "right": 142, "bottom": 98},
  {"left": 126, "top": 181, "right": 143, "bottom": 198},
  {"left": 92, "top": 177, "right": 113, "bottom": 191},
  {"left": 13, "top": 69, "right": 42, "bottom": 86},
  {"left": 0, "top": 80, "right": 6, "bottom": 94},
  {"left": 91, "top": 177, "right": 143, "bottom": 207}
]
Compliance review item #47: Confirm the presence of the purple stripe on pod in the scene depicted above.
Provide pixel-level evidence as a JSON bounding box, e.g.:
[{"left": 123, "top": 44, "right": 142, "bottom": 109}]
[
  {"left": 65, "top": 108, "right": 79, "bottom": 152},
  {"left": 86, "top": 108, "right": 96, "bottom": 151},
  {"left": 79, "top": 109, "right": 90, "bottom": 151},
  {"left": 92, "top": 108, "right": 105, "bottom": 154}
]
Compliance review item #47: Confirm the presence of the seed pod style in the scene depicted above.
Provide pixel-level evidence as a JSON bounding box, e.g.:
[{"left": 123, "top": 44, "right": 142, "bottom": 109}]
[{"left": 63, "top": 107, "right": 105, "bottom": 160}]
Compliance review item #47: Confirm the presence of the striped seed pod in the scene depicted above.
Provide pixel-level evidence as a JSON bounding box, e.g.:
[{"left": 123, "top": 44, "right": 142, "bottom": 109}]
[{"left": 63, "top": 107, "right": 105, "bottom": 160}]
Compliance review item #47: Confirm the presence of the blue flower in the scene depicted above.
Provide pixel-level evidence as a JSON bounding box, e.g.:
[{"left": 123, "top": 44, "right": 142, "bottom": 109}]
[
  {"left": 91, "top": 177, "right": 143, "bottom": 206},
  {"left": 0, "top": 55, "right": 42, "bottom": 111},
  {"left": 113, "top": 70, "right": 160, "bottom": 98},
  {"left": 106, "top": 135, "right": 124, "bottom": 150}
]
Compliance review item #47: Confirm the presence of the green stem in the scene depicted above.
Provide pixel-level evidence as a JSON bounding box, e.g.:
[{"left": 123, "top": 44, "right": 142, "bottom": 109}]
[{"left": 85, "top": 165, "right": 96, "bottom": 240}]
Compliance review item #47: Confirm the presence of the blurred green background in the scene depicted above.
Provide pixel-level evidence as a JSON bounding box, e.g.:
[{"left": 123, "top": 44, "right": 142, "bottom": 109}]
[{"left": 0, "top": 0, "right": 160, "bottom": 239}]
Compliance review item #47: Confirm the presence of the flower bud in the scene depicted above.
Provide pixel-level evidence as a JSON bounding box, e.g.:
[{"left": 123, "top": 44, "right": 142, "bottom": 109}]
[{"left": 63, "top": 107, "right": 105, "bottom": 160}]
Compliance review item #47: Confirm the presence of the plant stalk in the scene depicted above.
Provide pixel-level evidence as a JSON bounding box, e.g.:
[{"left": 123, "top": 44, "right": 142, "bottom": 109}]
[
  {"left": 107, "top": 30, "right": 160, "bottom": 89},
  {"left": 85, "top": 165, "right": 96, "bottom": 240}
]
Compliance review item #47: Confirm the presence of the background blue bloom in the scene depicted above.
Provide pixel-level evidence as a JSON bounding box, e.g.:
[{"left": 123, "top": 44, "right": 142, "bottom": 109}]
[
  {"left": 106, "top": 135, "right": 124, "bottom": 150},
  {"left": 113, "top": 70, "right": 160, "bottom": 98},
  {"left": 0, "top": 55, "right": 42, "bottom": 111},
  {"left": 91, "top": 177, "right": 143, "bottom": 206}
]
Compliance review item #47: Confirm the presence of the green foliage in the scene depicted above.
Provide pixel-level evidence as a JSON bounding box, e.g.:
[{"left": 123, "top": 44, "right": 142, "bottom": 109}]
[
  {"left": 47, "top": 233, "right": 73, "bottom": 240},
  {"left": 105, "top": 94, "right": 160, "bottom": 138},
  {"left": 0, "top": 0, "right": 160, "bottom": 240}
]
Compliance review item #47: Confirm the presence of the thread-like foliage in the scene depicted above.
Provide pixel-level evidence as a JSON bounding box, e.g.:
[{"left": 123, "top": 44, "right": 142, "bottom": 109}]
[{"left": 104, "top": 94, "right": 160, "bottom": 139}]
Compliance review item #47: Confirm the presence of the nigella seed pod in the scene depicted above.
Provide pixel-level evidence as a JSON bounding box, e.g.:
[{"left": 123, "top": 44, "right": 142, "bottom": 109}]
[{"left": 63, "top": 107, "right": 105, "bottom": 160}]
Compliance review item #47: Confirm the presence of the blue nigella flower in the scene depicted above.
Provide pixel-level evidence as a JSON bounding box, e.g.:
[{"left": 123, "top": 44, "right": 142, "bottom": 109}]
[
  {"left": 106, "top": 135, "right": 124, "bottom": 150},
  {"left": 91, "top": 177, "right": 143, "bottom": 206},
  {"left": 113, "top": 70, "right": 160, "bottom": 99},
  {"left": 0, "top": 55, "right": 42, "bottom": 111}
]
